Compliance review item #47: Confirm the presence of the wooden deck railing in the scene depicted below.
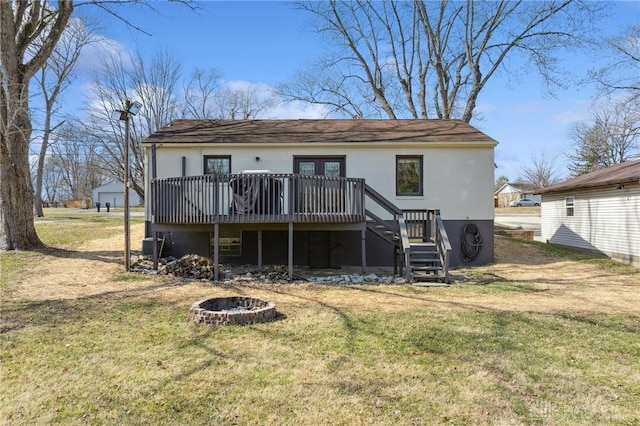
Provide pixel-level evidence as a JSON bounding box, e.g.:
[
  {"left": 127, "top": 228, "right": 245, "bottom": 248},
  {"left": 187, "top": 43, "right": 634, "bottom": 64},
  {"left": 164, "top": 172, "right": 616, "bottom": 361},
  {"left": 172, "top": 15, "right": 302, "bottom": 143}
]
[{"left": 151, "top": 173, "right": 366, "bottom": 224}]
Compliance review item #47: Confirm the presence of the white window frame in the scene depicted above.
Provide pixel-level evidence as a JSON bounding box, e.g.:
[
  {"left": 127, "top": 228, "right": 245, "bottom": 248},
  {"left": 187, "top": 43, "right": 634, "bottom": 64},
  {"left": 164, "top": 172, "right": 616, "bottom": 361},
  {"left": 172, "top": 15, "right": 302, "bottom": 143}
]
[{"left": 565, "top": 196, "right": 574, "bottom": 217}]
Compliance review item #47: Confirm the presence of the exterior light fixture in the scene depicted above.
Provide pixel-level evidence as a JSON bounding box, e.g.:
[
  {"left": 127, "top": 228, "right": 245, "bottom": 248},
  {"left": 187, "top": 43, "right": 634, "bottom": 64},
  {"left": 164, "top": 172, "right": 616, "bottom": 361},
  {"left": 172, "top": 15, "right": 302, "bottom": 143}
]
[{"left": 113, "top": 100, "right": 142, "bottom": 271}]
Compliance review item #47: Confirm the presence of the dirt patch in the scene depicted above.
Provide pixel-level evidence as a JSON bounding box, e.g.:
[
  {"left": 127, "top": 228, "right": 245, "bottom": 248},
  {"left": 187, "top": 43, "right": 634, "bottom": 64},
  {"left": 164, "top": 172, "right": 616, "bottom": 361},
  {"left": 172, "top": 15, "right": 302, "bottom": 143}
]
[{"left": 5, "top": 225, "right": 639, "bottom": 316}]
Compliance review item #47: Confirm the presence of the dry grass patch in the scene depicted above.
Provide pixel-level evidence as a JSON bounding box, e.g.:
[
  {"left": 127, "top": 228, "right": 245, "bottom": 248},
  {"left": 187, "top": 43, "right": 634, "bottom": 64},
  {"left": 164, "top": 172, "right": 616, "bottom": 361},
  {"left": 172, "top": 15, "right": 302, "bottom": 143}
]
[{"left": 1, "top": 215, "right": 639, "bottom": 425}]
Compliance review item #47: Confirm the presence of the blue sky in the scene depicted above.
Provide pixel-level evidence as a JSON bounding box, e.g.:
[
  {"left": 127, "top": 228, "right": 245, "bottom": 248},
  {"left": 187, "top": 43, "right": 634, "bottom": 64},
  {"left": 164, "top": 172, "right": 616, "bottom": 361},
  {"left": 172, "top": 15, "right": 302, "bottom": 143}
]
[{"left": 69, "top": 1, "right": 640, "bottom": 182}]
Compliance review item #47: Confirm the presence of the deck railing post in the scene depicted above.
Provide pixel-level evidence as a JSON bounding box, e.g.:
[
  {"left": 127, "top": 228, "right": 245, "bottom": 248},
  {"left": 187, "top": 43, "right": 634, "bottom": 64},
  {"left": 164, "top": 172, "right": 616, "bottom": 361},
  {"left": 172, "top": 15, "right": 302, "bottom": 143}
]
[{"left": 213, "top": 174, "right": 219, "bottom": 224}]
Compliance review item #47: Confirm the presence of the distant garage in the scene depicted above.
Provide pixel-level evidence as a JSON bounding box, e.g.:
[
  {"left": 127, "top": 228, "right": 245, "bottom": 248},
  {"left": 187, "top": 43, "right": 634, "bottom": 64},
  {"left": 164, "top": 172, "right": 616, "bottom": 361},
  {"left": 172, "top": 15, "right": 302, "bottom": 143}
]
[{"left": 92, "top": 181, "right": 143, "bottom": 209}]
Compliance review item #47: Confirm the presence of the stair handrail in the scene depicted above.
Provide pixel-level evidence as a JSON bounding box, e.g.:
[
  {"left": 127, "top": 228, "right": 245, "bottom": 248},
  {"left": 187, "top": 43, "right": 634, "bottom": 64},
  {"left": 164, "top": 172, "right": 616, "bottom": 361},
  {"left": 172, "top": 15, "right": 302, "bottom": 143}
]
[
  {"left": 397, "top": 216, "right": 411, "bottom": 281},
  {"left": 364, "top": 184, "right": 402, "bottom": 216},
  {"left": 365, "top": 209, "right": 399, "bottom": 237},
  {"left": 434, "top": 211, "right": 452, "bottom": 283},
  {"left": 364, "top": 184, "right": 411, "bottom": 280}
]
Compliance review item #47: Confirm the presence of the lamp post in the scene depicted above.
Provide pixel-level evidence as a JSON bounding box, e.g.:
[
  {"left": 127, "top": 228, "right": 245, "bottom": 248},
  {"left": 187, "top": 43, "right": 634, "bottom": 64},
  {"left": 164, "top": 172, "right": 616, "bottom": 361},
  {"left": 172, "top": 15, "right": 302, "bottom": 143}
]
[{"left": 114, "top": 100, "right": 142, "bottom": 271}]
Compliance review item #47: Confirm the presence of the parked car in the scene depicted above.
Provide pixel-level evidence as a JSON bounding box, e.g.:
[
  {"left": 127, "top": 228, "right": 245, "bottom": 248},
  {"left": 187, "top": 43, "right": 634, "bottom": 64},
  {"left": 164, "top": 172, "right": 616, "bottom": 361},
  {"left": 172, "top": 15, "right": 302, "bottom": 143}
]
[{"left": 509, "top": 198, "right": 539, "bottom": 207}]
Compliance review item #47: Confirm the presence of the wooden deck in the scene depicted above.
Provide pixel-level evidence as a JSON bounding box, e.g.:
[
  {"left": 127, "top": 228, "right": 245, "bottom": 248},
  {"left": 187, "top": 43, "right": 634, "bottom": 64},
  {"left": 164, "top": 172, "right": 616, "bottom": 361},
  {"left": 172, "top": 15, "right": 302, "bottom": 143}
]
[
  {"left": 150, "top": 173, "right": 365, "bottom": 225},
  {"left": 149, "top": 173, "right": 451, "bottom": 283}
]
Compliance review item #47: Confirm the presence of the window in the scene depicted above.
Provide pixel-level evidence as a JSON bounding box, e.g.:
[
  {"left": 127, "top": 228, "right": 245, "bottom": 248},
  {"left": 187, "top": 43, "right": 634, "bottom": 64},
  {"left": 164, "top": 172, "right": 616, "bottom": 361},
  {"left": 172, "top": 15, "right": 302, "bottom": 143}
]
[
  {"left": 565, "top": 196, "right": 574, "bottom": 217},
  {"left": 396, "top": 156, "right": 423, "bottom": 196},
  {"left": 204, "top": 155, "right": 231, "bottom": 174},
  {"left": 211, "top": 230, "right": 242, "bottom": 259}
]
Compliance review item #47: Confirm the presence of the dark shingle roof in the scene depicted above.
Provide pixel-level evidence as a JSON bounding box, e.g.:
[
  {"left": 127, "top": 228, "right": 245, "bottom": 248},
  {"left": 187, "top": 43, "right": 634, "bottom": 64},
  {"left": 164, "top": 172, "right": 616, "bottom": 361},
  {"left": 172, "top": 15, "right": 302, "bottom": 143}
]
[
  {"left": 535, "top": 160, "right": 640, "bottom": 194},
  {"left": 142, "top": 119, "right": 498, "bottom": 145}
]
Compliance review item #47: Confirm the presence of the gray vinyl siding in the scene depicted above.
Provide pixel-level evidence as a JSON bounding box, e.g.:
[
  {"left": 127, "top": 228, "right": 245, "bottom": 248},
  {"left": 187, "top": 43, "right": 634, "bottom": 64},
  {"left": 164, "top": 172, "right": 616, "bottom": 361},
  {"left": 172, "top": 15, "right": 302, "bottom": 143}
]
[{"left": 541, "top": 185, "right": 640, "bottom": 264}]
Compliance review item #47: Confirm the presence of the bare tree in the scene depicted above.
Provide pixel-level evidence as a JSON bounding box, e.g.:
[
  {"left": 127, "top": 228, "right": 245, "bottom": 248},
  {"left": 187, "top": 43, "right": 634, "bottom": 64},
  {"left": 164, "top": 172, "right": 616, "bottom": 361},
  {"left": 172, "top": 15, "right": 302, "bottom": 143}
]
[
  {"left": 48, "top": 123, "right": 104, "bottom": 201},
  {"left": 32, "top": 18, "right": 97, "bottom": 217},
  {"left": 518, "top": 151, "right": 562, "bottom": 188},
  {"left": 589, "top": 25, "right": 640, "bottom": 96},
  {"left": 0, "top": 0, "right": 194, "bottom": 250},
  {"left": 182, "top": 69, "right": 278, "bottom": 120},
  {"left": 182, "top": 68, "right": 222, "bottom": 119},
  {"left": 82, "top": 49, "right": 182, "bottom": 198},
  {"left": 215, "top": 83, "right": 277, "bottom": 120},
  {"left": 281, "top": 0, "right": 601, "bottom": 121},
  {"left": 41, "top": 154, "right": 64, "bottom": 206},
  {"left": 567, "top": 95, "right": 640, "bottom": 176}
]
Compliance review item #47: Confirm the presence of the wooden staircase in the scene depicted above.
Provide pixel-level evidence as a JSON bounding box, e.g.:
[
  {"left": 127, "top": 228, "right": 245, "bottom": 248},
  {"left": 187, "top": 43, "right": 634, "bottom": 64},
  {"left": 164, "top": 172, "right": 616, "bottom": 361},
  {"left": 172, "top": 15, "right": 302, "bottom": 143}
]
[
  {"left": 408, "top": 242, "right": 448, "bottom": 284},
  {"left": 364, "top": 185, "right": 452, "bottom": 284}
]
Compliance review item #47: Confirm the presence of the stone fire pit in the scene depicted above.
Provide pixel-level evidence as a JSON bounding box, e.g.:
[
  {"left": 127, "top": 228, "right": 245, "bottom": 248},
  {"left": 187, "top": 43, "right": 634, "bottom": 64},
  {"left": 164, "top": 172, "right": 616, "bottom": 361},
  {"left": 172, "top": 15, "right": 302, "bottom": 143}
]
[{"left": 187, "top": 296, "right": 276, "bottom": 326}]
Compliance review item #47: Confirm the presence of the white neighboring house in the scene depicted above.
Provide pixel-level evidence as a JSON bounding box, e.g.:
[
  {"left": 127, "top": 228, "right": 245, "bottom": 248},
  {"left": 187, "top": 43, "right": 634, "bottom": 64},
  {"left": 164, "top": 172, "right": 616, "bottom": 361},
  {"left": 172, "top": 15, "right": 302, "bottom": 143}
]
[
  {"left": 495, "top": 182, "right": 541, "bottom": 207},
  {"left": 92, "top": 181, "right": 143, "bottom": 209},
  {"left": 535, "top": 160, "right": 640, "bottom": 267}
]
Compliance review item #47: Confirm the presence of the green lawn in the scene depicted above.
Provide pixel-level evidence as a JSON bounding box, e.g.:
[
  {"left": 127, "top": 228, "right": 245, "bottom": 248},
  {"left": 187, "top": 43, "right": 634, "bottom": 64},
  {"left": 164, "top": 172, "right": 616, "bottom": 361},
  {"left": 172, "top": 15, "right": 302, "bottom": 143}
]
[{"left": 1, "top": 213, "right": 638, "bottom": 425}]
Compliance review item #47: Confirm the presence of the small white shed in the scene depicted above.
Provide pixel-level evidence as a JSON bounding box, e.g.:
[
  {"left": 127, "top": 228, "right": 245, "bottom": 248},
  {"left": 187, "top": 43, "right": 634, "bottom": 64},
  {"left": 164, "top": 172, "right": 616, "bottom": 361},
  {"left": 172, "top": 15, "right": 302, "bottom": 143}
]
[
  {"left": 92, "top": 181, "right": 143, "bottom": 208},
  {"left": 536, "top": 160, "right": 640, "bottom": 267}
]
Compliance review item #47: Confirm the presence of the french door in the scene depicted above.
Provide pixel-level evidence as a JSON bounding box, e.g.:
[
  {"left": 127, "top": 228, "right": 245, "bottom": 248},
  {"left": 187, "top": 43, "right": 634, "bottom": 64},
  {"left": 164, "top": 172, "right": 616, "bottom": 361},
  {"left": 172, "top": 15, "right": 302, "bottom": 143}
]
[
  {"left": 293, "top": 157, "right": 346, "bottom": 214},
  {"left": 294, "top": 157, "right": 345, "bottom": 178},
  {"left": 294, "top": 157, "right": 346, "bottom": 268}
]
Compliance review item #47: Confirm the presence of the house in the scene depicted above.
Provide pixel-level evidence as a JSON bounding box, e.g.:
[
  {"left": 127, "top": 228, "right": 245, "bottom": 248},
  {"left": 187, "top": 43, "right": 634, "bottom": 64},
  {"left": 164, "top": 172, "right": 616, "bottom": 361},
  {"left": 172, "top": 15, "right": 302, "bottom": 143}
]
[
  {"left": 495, "top": 182, "right": 541, "bottom": 207},
  {"left": 92, "top": 181, "right": 143, "bottom": 208},
  {"left": 535, "top": 160, "right": 640, "bottom": 267},
  {"left": 141, "top": 119, "right": 498, "bottom": 282}
]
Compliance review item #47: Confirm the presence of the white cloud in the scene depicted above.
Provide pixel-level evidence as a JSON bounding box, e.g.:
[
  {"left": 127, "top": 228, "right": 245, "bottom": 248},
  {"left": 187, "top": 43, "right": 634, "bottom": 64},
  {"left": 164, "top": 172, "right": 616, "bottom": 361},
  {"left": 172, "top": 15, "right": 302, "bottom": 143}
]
[
  {"left": 222, "top": 80, "right": 270, "bottom": 93},
  {"left": 74, "top": 35, "right": 132, "bottom": 76},
  {"left": 552, "top": 99, "right": 591, "bottom": 124},
  {"left": 264, "top": 101, "right": 330, "bottom": 119}
]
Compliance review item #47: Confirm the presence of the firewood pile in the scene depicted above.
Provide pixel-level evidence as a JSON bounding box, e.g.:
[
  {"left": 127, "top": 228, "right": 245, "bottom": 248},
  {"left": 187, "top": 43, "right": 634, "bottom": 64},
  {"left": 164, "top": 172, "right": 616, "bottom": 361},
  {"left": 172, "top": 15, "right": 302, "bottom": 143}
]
[{"left": 162, "top": 254, "right": 221, "bottom": 280}]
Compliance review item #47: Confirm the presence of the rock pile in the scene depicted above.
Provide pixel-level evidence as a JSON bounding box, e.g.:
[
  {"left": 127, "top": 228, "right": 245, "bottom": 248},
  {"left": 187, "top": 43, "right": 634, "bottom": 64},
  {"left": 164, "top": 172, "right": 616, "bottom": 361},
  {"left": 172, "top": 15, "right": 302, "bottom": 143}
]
[{"left": 130, "top": 254, "right": 406, "bottom": 285}]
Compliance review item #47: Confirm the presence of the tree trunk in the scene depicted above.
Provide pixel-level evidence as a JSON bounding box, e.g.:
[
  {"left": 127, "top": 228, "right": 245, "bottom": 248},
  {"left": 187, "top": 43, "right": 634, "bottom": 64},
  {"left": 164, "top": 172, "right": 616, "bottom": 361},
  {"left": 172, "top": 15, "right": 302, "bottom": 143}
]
[
  {"left": 0, "top": 93, "right": 44, "bottom": 250},
  {"left": 0, "top": 1, "right": 73, "bottom": 250}
]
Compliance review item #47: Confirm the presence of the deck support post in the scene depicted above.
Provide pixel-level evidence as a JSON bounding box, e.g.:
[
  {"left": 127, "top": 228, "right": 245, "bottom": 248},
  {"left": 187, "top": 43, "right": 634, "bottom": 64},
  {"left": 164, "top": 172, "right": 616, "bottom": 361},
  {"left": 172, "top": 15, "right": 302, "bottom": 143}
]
[
  {"left": 257, "top": 230, "right": 263, "bottom": 273},
  {"left": 213, "top": 223, "right": 219, "bottom": 281},
  {"left": 361, "top": 225, "right": 367, "bottom": 274},
  {"left": 153, "top": 231, "right": 159, "bottom": 270},
  {"left": 288, "top": 222, "right": 293, "bottom": 281}
]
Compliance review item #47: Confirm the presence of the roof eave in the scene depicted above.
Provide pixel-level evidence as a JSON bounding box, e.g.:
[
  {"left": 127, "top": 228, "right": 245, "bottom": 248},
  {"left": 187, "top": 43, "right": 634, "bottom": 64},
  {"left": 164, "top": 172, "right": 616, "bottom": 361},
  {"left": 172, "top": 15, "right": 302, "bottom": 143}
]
[{"left": 535, "top": 178, "right": 640, "bottom": 194}]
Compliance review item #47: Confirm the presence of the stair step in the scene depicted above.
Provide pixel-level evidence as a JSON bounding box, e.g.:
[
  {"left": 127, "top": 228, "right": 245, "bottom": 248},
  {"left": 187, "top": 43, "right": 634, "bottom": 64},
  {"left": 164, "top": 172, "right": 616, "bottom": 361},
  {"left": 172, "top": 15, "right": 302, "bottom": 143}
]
[
  {"left": 410, "top": 253, "right": 439, "bottom": 259},
  {"left": 410, "top": 242, "right": 436, "bottom": 248},
  {"left": 411, "top": 262, "right": 442, "bottom": 268},
  {"left": 411, "top": 266, "right": 443, "bottom": 272},
  {"left": 411, "top": 250, "right": 437, "bottom": 255},
  {"left": 410, "top": 246, "right": 437, "bottom": 253},
  {"left": 411, "top": 258, "right": 438, "bottom": 262}
]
